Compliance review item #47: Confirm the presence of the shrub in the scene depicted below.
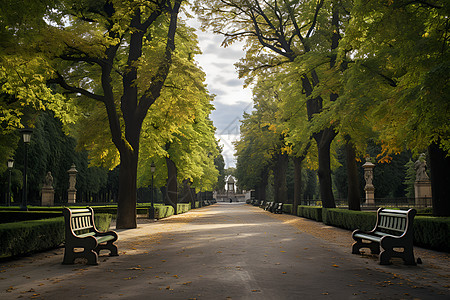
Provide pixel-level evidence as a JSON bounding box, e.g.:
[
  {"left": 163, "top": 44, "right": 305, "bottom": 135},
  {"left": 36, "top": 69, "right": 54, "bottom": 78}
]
[
  {"left": 282, "top": 204, "right": 293, "bottom": 214},
  {"left": 0, "top": 213, "right": 113, "bottom": 259},
  {"left": 414, "top": 216, "right": 450, "bottom": 252},
  {"left": 297, "top": 206, "right": 323, "bottom": 222},
  {"left": 0, "top": 217, "right": 65, "bottom": 259},
  {"left": 0, "top": 211, "right": 62, "bottom": 224},
  {"left": 322, "top": 208, "right": 376, "bottom": 231}
]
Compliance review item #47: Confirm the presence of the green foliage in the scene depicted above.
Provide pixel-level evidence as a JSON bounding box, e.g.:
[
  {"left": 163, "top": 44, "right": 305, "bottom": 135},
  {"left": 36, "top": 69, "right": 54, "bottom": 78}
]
[
  {"left": 296, "top": 206, "right": 323, "bottom": 222},
  {"left": 413, "top": 216, "right": 450, "bottom": 252},
  {"left": 404, "top": 159, "right": 416, "bottom": 198},
  {"left": 0, "top": 212, "right": 112, "bottom": 258},
  {"left": 341, "top": 0, "right": 450, "bottom": 155},
  {"left": 322, "top": 208, "right": 376, "bottom": 231},
  {"left": 321, "top": 208, "right": 450, "bottom": 251},
  {"left": 9, "top": 111, "right": 110, "bottom": 204},
  {"left": 0, "top": 217, "right": 65, "bottom": 258},
  {"left": 155, "top": 203, "right": 191, "bottom": 219},
  {"left": 0, "top": 211, "right": 62, "bottom": 224}
]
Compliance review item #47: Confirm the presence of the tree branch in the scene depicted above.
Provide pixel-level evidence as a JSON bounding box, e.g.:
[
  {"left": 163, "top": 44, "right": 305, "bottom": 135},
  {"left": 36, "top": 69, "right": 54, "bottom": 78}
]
[{"left": 49, "top": 71, "right": 105, "bottom": 102}]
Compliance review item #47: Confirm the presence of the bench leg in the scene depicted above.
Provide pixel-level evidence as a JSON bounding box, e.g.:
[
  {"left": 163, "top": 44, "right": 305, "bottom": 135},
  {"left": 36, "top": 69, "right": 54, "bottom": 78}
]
[
  {"left": 62, "top": 247, "right": 76, "bottom": 265},
  {"left": 62, "top": 247, "right": 98, "bottom": 265},
  {"left": 379, "top": 249, "right": 392, "bottom": 265},
  {"left": 84, "top": 249, "right": 99, "bottom": 265},
  {"left": 95, "top": 242, "right": 119, "bottom": 257},
  {"left": 402, "top": 248, "right": 416, "bottom": 265}
]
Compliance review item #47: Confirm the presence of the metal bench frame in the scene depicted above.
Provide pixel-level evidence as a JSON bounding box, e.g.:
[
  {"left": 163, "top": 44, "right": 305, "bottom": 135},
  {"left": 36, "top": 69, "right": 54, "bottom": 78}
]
[
  {"left": 352, "top": 208, "right": 416, "bottom": 265},
  {"left": 62, "top": 207, "right": 118, "bottom": 265}
]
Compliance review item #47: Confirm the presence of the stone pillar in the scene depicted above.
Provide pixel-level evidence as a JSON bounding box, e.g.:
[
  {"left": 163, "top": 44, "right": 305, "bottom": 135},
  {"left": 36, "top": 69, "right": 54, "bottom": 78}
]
[
  {"left": 414, "top": 180, "right": 432, "bottom": 207},
  {"left": 67, "top": 164, "right": 78, "bottom": 204},
  {"left": 414, "top": 154, "right": 432, "bottom": 207},
  {"left": 41, "top": 171, "right": 54, "bottom": 206},
  {"left": 363, "top": 158, "right": 375, "bottom": 206}
]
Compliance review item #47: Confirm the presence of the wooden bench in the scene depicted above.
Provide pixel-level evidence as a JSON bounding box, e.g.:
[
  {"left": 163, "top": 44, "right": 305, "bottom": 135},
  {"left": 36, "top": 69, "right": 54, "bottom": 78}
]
[
  {"left": 352, "top": 208, "right": 416, "bottom": 265},
  {"left": 273, "top": 203, "right": 283, "bottom": 214},
  {"left": 264, "top": 202, "right": 274, "bottom": 211},
  {"left": 62, "top": 207, "right": 118, "bottom": 265}
]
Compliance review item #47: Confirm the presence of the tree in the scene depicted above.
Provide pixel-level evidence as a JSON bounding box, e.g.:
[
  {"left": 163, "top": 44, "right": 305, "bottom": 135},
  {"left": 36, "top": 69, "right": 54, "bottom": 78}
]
[
  {"left": 341, "top": 0, "right": 449, "bottom": 215},
  {"left": 2, "top": 0, "right": 189, "bottom": 228},
  {"left": 194, "top": 0, "right": 355, "bottom": 208}
]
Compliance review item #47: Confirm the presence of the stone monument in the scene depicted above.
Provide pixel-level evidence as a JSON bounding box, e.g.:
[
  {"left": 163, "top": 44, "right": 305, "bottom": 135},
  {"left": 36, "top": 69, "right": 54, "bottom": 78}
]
[
  {"left": 414, "top": 153, "right": 432, "bottom": 207},
  {"left": 363, "top": 157, "right": 375, "bottom": 206},
  {"left": 41, "top": 171, "right": 55, "bottom": 206},
  {"left": 67, "top": 164, "right": 78, "bottom": 204}
]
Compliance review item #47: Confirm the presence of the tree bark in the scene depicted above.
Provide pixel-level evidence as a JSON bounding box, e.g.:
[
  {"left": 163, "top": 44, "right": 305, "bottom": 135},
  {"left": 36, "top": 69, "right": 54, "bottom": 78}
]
[
  {"left": 345, "top": 137, "right": 361, "bottom": 211},
  {"left": 274, "top": 153, "right": 288, "bottom": 203},
  {"left": 165, "top": 156, "right": 178, "bottom": 214},
  {"left": 116, "top": 148, "right": 138, "bottom": 228},
  {"left": 429, "top": 142, "right": 450, "bottom": 216},
  {"left": 257, "top": 167, "right": 269, "bottom": 204},
  {"left": 293, "top": 156, "right": 303, "bottom": 215},
  {"left": 313, "top": 128, "right": 337, "bottom": 208}
]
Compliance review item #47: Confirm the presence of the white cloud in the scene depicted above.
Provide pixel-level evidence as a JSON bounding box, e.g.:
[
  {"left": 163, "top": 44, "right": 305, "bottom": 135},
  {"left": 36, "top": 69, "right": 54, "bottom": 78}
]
[{"left": 186, "top": 14, "right": 253, "bottom": 168}]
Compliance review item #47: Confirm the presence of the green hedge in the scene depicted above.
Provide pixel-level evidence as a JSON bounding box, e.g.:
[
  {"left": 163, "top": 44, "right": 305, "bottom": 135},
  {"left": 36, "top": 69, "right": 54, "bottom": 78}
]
[
  {"left": 297, "top": 206, "right": 323, "bottom": 222},
  {"left": 154, "top": 204, "right": 191, "bottom": 219},
  {"left": 413, "top": 216, "right": 450, "bottom": 252},
  {"left": 320, "top": 208, "right": 450, "bottom": 252},
  {"left": 0, "top": 214, "right": 113, "bottom": 259},
  {"left": 322, "top": 208, "right": 376, "bottom": 231},
  {"left": 0, "top": 211, "right": 62, "bottom": 224}
]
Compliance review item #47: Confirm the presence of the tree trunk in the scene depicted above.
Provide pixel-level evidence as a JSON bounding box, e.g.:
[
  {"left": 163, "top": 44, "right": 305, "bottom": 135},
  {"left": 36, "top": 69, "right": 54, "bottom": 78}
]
[
  {"left": 257, "top": 168, "right": 268, "bottom": 204},
  {"left": 429, "top": 142, "right": 450, "bottom": 216},
  {"left": 165, "top": 156, "right": 178, "bottom": 214},
  {"left": 314, "top": 128, "right": 337, "bottom": 208},
  {"left": 116, "top": 149, "right": 138, "bottom": 228},
  {"left": 274, "top": 153, "right": 288, "bottom": 203},
  {"left": 345, "top": 137, "right": 361, "bottom": 211},
  {"left": 293, "top": 156, "right": 303, "bottom": 216}
]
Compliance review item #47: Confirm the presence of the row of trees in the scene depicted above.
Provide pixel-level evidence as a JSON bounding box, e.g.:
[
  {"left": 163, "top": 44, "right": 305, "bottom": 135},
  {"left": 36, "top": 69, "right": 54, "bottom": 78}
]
[
  {"left": 193, "top": 0, "right": 449, "bottom": 216},
  {"left": 1, "top": 0, "right": 223, "bottom": 228}
]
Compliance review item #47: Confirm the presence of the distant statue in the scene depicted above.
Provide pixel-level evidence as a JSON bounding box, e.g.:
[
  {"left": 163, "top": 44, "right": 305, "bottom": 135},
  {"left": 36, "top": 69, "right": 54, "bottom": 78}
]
[
  {"left": 414, "top": 153, "right": 429, "bottom": 181},
  {"left": 363, "top": 157, "right": 374, "bottom": 186},
  {"left": 44, "top": 171, "right": 54, "bottom": 188}
]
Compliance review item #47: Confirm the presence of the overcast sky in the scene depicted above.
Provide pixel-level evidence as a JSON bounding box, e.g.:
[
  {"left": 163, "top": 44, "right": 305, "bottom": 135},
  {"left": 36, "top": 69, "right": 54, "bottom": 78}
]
[{"left": 186, "top": 17, "right": 254, "bottom": 168}]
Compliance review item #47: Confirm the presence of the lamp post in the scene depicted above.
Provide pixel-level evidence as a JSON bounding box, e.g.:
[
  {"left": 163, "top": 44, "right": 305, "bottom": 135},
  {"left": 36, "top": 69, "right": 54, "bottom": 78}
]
[
  {"left": 20, "top": 128, "right": 32, "bottom": 211},
  {"left": 7, "top": 158, "right": 14, "bottom": 206},
  {"left": 150, "top": 162, "right": 156, "bottom": 219}
]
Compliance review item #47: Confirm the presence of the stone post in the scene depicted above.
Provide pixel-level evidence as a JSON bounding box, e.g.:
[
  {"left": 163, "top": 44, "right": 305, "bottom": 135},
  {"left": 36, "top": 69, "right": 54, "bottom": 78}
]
[
  {"left": 414, "top": 154, "right": 432, "bottom": 207},
  {"left": 41, "top": 171, "right": 54, "bottom": 206},
  {"left": 363, "top": 157, "right": 375, "bottom": 206},
  {"left": 67, "top": 164, "right": 78, "bottom": 204}
]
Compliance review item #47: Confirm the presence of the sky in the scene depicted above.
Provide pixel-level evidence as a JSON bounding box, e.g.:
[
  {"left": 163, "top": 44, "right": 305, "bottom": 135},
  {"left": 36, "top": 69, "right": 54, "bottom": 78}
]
[{"left": 186, "top": 17, "right": 254, "bottom": 169}]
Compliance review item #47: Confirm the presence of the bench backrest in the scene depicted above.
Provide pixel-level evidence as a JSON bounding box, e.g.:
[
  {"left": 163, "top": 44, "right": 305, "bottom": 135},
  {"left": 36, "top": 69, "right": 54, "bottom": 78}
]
[
  {"left": 63, "top": 207, "right": 96, "bottom": 236},
  {"left": 376, "top": 208, "right": 416, "bottom": 237}
]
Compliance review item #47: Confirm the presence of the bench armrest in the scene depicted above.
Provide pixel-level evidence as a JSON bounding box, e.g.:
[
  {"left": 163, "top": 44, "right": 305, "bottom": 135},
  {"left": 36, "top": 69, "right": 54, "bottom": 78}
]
[{"left": 95, "top": 230, "right": 118, "bottom": 241}]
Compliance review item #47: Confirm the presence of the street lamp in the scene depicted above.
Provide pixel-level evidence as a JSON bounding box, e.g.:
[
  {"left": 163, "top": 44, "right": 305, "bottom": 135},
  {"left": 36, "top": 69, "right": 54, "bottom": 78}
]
[
  {"left": 7, "top": 158, "right": 14, "bottom": 206},
  {"left": 20, "top": 128, "right": 32, "bottom": 211},
  {"left": 149, "top": 162, "right": 156, "bottom": 219}
]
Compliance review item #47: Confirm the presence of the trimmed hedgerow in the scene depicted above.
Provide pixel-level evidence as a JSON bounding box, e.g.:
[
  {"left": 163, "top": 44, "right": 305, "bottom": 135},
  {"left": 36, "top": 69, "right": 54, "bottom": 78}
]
[
  {"left": 320, "top": 208, "right": 449, "bottom": 252},
  {"left": 0, "top": 213, "right": 113, "bottom": 259},
  {"left": 322, "top": 208, "right": 376, "bottom": 231},
  {"left": 282, "top": 204, "right": 293, "bottom": 214},
  {"left": 154, "top": 204, "right": 191, "bottom": 219},
  {"left": 0, "top": 217, "right": 64, "bottom": 259},
  {"left": 413, "top": 216, "right": 450, "bottom": 252},
  {"left": 0, "top": 211, "right": 62, "bottom": 224},
  {"left": 297, "top": 206, "right": 323, "bottom": 222}
]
